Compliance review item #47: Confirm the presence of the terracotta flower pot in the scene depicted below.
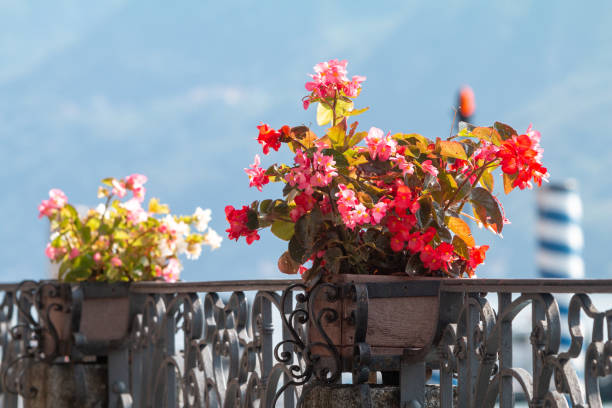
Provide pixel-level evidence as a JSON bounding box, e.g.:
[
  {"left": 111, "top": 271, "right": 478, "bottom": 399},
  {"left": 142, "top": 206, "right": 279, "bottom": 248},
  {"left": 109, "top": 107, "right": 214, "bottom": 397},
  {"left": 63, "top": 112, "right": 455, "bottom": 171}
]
[
  {"left": 39, "top": 282, "right": 131, "bottom": 360},
  {"left": 307, "top": 274, "right": 462, "bottom": 377}
]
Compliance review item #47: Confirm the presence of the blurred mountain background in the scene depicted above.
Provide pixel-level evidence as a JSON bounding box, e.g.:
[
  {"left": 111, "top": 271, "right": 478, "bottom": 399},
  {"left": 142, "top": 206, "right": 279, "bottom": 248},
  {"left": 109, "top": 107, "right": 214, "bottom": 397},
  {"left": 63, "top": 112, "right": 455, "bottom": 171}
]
[{"left": 1, "top": 0, "right": 611, "bottom": 282}]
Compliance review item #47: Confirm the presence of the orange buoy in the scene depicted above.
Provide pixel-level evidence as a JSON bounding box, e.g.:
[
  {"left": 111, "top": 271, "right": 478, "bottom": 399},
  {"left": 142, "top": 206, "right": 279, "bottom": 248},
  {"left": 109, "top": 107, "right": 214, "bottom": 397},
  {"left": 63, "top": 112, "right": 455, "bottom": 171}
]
[{"left": 459, "top": 86, "right": 475, "bottom": 119}]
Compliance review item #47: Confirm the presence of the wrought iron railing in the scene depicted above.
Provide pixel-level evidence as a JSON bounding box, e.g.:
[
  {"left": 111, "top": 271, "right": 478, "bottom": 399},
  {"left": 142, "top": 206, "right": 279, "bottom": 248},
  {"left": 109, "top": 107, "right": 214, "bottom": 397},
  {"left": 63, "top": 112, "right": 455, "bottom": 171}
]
[{"left": 0, "top": 278, "right": 610, "bottom": 407}]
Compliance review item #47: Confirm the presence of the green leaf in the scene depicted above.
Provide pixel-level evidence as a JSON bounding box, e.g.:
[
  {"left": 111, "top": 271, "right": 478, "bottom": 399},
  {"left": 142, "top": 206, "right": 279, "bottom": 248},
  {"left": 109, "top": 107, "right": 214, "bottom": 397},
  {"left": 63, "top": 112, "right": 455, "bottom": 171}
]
[
  {"left": 64, "top": 268, "right": 92, "bottom": 282},
  {"left": 327, "top": 125, "right": 345, "bottom": 149},
  {"left": 259, "top": 199, "right": 273, "bottom": 214},
  {"left": 345, "top": 150, "right": 368, "bottom": 166},
  {"left": 440, "top": 172, "right": 458, "bottom": 190},
  {"left": 246, "top": 209, "right": 259, "bottom": 230},
  {"left": 86, "top": 217, "right": 100, "bottom": 231},
  {"left": 494, "top": 122, "right": 517, "bottom": 141},
  {"left": 470, "top": 187, "right": 504, "bottom": 233},
  {"left": 436, "top": 224, "right": 453, "bottom": 243},
  {"left": 288, "top": 235, "right": 306, "bottom": 264},
  {"left": 101, "top": 178, "right": 114, "bottom": 187},
  {"left": 64, "top": 204, "right": 79, "bottom": 220},
  {"left": 271, "top": 220, "right": 295, "bottom": 241},
  {"left": 452, "top": 235, "right": 470, "bottom": 259},
  {"left": 347, "top": 131, "right": 367, "bottom": 148},
  {"left": 270, "top": 200, "right": 290, "bottom": 217},
  {"left": 294, "top": 209, "right": 322, "bottom": 245},
  {"left": 80, "top": 226, "right": 92, "bottom": 244},
  {"left": 113, "top": 230, "right": 129, "bottom": 241},
  {"left": 324, "top": 247, "right": 343, "bottom": 275},
  {"left": 335, "top": 99, "right": 354, "bottom": 117},
  {"left": 416, "top": 197, "right": 433, "bottom": 228},
  {"left": 438, "top": 140, "right": 468, "bottom": 160},
  {"left": 64, "top": 254, "right": 95, "bottom": 282},
  {"left": 480, "top": 169, "right": 494, "bottom": 192},
  {"left": 58, "top": 261, "right": 70, "bottom": 280},
  {"left": 316, "top": 103, "right": 333, "bottom": 126}
]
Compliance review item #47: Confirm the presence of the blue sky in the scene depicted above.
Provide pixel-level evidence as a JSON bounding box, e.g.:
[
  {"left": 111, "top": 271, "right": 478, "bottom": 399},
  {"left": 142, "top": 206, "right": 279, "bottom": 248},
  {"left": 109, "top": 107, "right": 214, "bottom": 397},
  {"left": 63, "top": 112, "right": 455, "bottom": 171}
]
[{"left": 2, "top": 1, "right": 611, "bottom": 282}]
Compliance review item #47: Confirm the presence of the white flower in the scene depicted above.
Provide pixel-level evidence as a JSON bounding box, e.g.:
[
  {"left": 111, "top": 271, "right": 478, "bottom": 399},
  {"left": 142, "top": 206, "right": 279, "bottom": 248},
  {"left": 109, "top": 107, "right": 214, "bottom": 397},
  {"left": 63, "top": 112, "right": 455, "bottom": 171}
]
[
  {"left": 121, "top": 198, "right": 148, "bottom": 224},
  {"left": 193, "top": 207, "right": 212, "bottom": 232},
  {"left": 175, "top": 236, "right": 188, "bottom": 255},
  {"left": 204, "top": 228, "right": 222, "bottom": 250},
  {"left": 158, "top": 240, "right": 175, "bottom": 258},
  {"left": 94, "top": 203, "right": 113, "bottom": 219},
  {"left": 186, "top": 243, "right": 203, "bottom": 260},
  {"left": 162, "top": 215, "right": 190, "bottom": 237},
  {"left": 95, "top": 203, "right": 106, "bottom": 215}
]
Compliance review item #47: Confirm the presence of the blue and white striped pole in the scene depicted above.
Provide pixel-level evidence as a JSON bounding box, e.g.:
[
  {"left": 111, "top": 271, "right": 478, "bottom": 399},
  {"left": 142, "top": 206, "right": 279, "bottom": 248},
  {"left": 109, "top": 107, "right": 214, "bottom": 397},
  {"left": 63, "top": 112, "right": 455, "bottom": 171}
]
[{"left": 536, "top": 180, "right": 584, "bottom": 353}]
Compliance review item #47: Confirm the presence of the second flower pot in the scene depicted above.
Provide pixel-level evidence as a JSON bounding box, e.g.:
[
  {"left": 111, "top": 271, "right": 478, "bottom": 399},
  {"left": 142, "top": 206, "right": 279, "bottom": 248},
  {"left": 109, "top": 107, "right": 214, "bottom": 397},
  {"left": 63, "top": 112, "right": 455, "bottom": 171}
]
[{"left": 307, "top": 274, "right": 462, "bottom": 379}]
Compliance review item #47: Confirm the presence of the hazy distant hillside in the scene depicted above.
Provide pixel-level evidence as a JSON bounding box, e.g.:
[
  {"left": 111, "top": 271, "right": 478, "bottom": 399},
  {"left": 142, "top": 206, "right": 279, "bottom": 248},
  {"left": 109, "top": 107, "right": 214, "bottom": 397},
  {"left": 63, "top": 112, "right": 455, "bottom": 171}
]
[{"left": 1, "top": 1, "right": 611, "bottom": 281}]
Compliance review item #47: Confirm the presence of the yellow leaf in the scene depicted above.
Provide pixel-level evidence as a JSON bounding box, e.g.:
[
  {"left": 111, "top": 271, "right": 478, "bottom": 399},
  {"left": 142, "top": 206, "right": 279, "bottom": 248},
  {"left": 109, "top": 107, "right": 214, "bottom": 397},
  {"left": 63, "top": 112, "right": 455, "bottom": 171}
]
[
  {"left": 472, "top": 127, "right": 502, "bottom": 146},
  {"left": 448, "top": 216, "right": 475, "bottom": 247},
  {"left": 452, "top": 235, "right": 470, "bottom": 259},
  {"left": 345, "top": 106, "right": 369, "bottom": 116},
  {"left": 148, "top": 198, "right": 169, "bottom": 214},
  {"left": 348, "top": 131, "right": 367, "bottom": 148},
  {"left": 316, "top": 103, "right": 333, "bottom": 126},
  {"left": 481, "top": 170, "right": 494, "bottom": 192},
  {"left": 438, "top": 141, "right": 467, "bottom": 160},
  {"left": 503, "top": 173, "right": 516, "bottom": 194}
]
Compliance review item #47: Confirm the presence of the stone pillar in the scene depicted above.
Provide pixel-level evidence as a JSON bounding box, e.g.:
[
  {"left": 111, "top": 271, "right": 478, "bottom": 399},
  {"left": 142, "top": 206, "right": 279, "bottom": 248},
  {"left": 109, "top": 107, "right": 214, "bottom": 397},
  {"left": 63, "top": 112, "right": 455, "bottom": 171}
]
[
  {"left": 301, "top": 384, "right": 455, "bottom": 408},
  {"left": 25, "top": 362, "right": 108, "bottom": 408}
]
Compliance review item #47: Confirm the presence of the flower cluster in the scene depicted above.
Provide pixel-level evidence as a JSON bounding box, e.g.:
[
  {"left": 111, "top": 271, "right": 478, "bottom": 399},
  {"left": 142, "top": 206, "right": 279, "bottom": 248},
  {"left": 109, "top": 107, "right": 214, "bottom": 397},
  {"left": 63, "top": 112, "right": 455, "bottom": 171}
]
[
  {"left": 39, "top": 175, "right": 221, "bottom": 282},
  {"left": 225, "top": 205, "right": 260, "bottom": 244},
  {"left": 226, "top": 59, "right": 548, "bottom": 282},
  {"left": 303, "top": 59, "right": 366, "bottom": 110},
  {"left": 497, "top": 125, "right": 548, "bottom": 189}
]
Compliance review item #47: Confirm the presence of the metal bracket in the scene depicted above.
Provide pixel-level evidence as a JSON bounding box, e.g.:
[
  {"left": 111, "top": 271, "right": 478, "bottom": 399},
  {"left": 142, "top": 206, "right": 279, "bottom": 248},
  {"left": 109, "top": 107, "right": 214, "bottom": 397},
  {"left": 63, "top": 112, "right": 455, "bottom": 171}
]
[{"left": 400, "top": 349, "right": 425, "bottom": 408}]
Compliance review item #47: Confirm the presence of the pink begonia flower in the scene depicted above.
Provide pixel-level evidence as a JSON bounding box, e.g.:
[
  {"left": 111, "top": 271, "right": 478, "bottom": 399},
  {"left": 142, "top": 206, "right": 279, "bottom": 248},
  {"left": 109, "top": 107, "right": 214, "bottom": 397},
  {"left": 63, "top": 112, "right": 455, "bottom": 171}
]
[
  {"left": 38, "top": 189, "right": 68, "bottom": 218},
  {"left": 244, "top": 154, "right": 270, "bottom": 192},
  {"left": 320, "top": 195, "right": 332, "bottom": 214},
  {"left": 45, "top": 243, "right": 65, "bottom": 260},
  {"left": 38, "top": 200, "right": 56, "bottom": 218},
  {"left": 343, "top": 75, "right": 367, "bottom": 97},
  {"left": 365, "top": 127, "right": 396, "bottom": 161},
  {"left": 391, "top": 155, "right": 415, "bottom": 176},
  {"left": 421, "top": 160, "right": 439, "bottom": 177},
  {"left": 335, "top": 184, "right": 371, "bottom": 230},
  {"left": 111, "top": 179, "right": 127, "bottom": 198},
  {"left": 303, "top": 60, "right": 365, "bottom": 109},
  {"left": 161, "top": 258, "right": 182, "bottom": 282},
  {"left": 285, "top": 148, "right": 337, "bottom": 195},
  {"left": 125, "top": 174, "right": 148, "bottom": 202},
  {"left": 49, "top": 189, "right": 68, "bottom": 207},
  {"left": 93, "top": 252, "right": 102, "bottom": 263},
  {"left": 370, "top": 201, "right": 388, "bottom": 224},
  {"left": 121, "top": 198, "right": 148, "bottom": 224},
  {"left": 294, "top": 148, "right": 310, "bottom": 168},
  {"left": 350, "top": 204, "right": 371, "bottom": 225},
  {"left": 69, "top": 248, "right": 80, "bottom": 260},
  {"left": 110, "top": 257, "right": 122, "bottom": 267}
]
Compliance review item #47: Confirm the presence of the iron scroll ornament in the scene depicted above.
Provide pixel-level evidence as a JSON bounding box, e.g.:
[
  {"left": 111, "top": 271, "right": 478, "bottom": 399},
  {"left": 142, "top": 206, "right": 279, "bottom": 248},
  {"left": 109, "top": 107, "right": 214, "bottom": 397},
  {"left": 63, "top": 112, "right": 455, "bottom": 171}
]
[
  {"left": 273, "top": 282, "right": 342, "bottom": 406},
  {"left": 437, "top": 292, "right": 612, "bottom": 408}
]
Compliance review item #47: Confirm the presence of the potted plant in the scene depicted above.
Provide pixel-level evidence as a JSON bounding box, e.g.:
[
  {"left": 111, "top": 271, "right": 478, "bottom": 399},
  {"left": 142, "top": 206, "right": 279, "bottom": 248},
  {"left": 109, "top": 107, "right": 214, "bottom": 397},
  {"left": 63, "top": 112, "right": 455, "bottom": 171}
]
[
  {"left": 224, "top": 59, "right": 548, "bottom": 376},
  {"left": 37, "top": 174, "right": 221, "bottom": 359}
]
